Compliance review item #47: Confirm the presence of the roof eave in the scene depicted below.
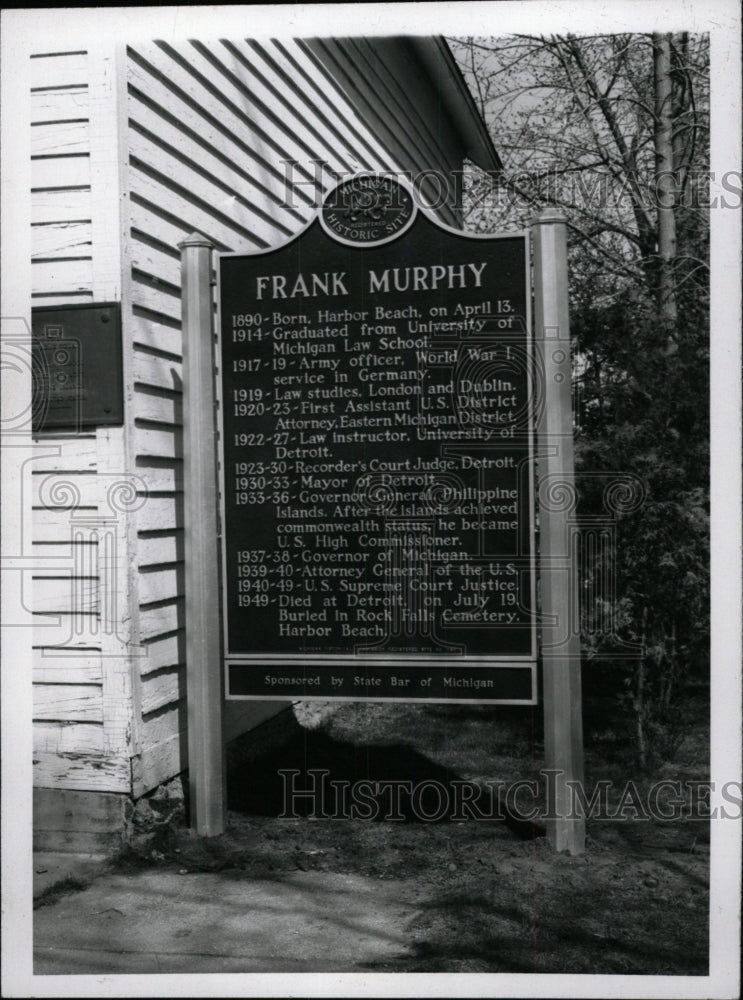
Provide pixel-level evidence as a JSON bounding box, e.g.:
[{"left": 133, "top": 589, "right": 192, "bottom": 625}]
[{"left": 408, "top": 36, "right": 503, "bottom": 176}]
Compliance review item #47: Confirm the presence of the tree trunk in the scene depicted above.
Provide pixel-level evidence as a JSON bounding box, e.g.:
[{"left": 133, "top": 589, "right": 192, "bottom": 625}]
[
  {"left": 636, "top": 607, "right": 649, "bottom": 769},
  {"left": 662, "top": 620, "right": 677, "bottom": 715},
  {"left": 653, "top": 33, "right": 678, "bottom": 350}
]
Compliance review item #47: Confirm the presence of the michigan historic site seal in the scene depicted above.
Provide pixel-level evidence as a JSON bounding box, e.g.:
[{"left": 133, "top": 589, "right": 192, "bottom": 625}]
[{"left": 320, "top": 174, "right": 416, "bottom": 245}]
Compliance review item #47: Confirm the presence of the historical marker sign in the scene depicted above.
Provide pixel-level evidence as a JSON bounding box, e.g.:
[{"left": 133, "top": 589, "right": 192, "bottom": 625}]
[{"left": 218, "top": 176, "right": 537, "bottom": 703}]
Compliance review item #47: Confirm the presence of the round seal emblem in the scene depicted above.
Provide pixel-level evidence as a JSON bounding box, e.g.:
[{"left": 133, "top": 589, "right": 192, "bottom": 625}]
[{"left": 321, "top": 174, "right": 415, "bottom": 245}]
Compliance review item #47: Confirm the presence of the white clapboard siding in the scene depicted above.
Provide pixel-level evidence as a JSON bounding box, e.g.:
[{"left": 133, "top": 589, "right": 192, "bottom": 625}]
[
  {"left": 33, "top": 613, "right": 101, "bottom": 648},
  {"left": 32, "top": 471, "right": 99, "bottom": 507},
  {"left": 130, "top": 227, "right": 181, "bottom": 289},
  {"left": 33, "top": 648, "right": 103, "bottom": 684},
  {"left": 325, "top": 43, "right": 418, "bottom": 169},
  {"left": 128, "top": 100, "right": 299, "bottom": 241},
  {"left": 33, "top": 683, "right": 103, "bottom": 723},
  {"left": 30, "top": 60, "right": 96, "bottom": 313},
  {"left": 131, "top": 315, "right": 183, "bottom": 360},
  {"left": 139, "top": 599, "right": 183, "bottom": 641},
  {"left": 137, "top": 531, "right": 182, "bottom": 569},
  {"left": 29, "top": 47, "right": 131, "bottom": 794},
  {"left": 30, "top": 52, "right": 88, "bottom": 90},
  {"left": 32, "top": 120, "right": 90, "bottom": 156},
  {"left": 129, "top": 42, "right": 327, "bottom": 203},
  {"left": 33, "top": 539, "right": 96, "bottom": 562},
  {"left": 32, "top": 258, "right": 93, "bottom": 295},
  {"left": 141, "top": 701, "right": 185, "bottom": 751},
  {"left": 137, "top": 692, "right": 284, "bottom": 777},
  {"left": 31, "top": 292, "right": 95, "bottom": 307},
  {"left": 133, "top": 423, "right": 182, "bottom": 461},
  {"left": 135, "top": 496, "right": 182, "bottom": 533},
  {"left": 354, "top": 39, "right": 453, "bottom": 170},
  {"left": 190, "top": 40, "right": 355, "bottom": 181},
  {"left": 123, "top": 37, "right": 387, "bottom": 783},
  {"left": 32, "top": 189, "right": 92, "bottom": 225},
  {"left": 132, "top": 386, "right": 181, "bottom": 426},
  {"left": 128, "top": 167, "right": 264, "bottom": 257},
  {"left": 129, "top": 236, "right": 182, "bottom": 296},
  {"left": 126, "top": 46, "right": 312, "bottom": 218},
  {"left": 299, "top": 38, "right": 463, "bottom": 225},
  {"left": 138, "top": 564, "right": 183, "bottom": 606},
  {"left": 130, "top": 272, "right": 181, "bottom": 325},
  {"left": 34, "top": 751, "right": 130, "bottom": 793},
  {"left": 32, "top": 508, "right": 99, "bottom": 541},
  {"left": 32, "top": 221, "right": 93, "bottom": 259},
  {"left": 130, "top": 290, "right": 182, "bottom": 331},
  {"left": 235, "top": 40, "right": 379, "bottom": 170},
  {"left": 297, "top": 39, "right": 411, "bottom": 168},
  {"left": 128, "top": 127, "right": 281, "bottom": 248},
  {"left": 31, "top": 86, "right": 89, "bottom": 124},
  {"left": 34, "top": 721, "right": 105, "bottom": 755},
  {"left": 133, "top": 350, "right": 183, "bottom": 393},
  {"left": 139, "top": 630, "right": 184, "bottom": 675},
  {"left": 130, "top": 200, "right": 196, "bottom": 269},
  {"left": 29, "top": 438, "right": 97, "bottom": 472},
  {"left": 135, "top": 469, "right": 184, "bottom": 496},
  {"left": 131, "top": 730, "right": 187, "bottom": 798},
  {"left": 32, "top": 510, "right": 100, "bottom": 537},
  {"left": 131, "top": 255, "right": 182, "bottom": 296},
  {"left": 127, "top": 82, "right": 304, "bottom": 234},
  {"left": 141, "top": 666, "right": 186, "bottom": 715},
  {"left": 250, "top": 39, "right": 391, "bottom": 173},
  {"left": 33, "top": 576, "right": 98, "bottom": 615},
  {"left": 32, "top": 155, "right": 91, "bottom": 191},
  {"left": 27, "top": 35, "right": 494, "bottom": 803},
  {"left": 225, "top": 37, "right": 405, "bottom": 182}
]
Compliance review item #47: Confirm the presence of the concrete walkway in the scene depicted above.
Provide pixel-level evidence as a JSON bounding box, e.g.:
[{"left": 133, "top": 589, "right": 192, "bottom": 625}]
[{"left": 34, "top": 860, "right": 423, "bottom": 974}]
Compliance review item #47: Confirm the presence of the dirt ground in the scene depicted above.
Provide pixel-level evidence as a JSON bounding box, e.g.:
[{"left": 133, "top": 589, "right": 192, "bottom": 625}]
[{"left": 94, "top": 696, "right": 710, "bottom": 975}]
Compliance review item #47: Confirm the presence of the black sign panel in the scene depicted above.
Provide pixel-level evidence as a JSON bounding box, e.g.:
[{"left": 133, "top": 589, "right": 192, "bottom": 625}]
[
  {"left": 219, "top": 178, "right": 536, "bottom": 703},
  {"left": 32, "top": 303, "right": 124, "bottom": 431}
]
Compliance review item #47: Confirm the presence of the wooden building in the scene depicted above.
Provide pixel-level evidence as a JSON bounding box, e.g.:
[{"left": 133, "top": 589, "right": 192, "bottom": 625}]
[{"left": 27, "top": 35, "right": 500, "bottom": 849}]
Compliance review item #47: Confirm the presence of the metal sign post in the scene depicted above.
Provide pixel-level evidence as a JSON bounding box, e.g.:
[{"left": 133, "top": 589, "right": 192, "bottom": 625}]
[
  {"left": 180, "top": 232, "right": 226, "bottom": 837},
  {"left": 532, "top": 211, "right": 585, "bottom": 855}
]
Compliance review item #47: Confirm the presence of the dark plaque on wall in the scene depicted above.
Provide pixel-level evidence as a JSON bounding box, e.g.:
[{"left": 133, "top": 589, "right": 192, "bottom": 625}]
[
  {"left": 218, "top": 175, "right": 537, "bottom": 703},
  {"left": 32, "top": 302, "right": 124, "bottom": 431}
]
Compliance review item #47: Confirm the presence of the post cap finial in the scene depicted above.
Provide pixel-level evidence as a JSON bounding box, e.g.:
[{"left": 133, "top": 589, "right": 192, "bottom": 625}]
[
  {"left": 178, "top": 232, "right": 215, "bottom": 249},
  {"left": 532, "top": 210, "right": 567, "bottom": 226}
]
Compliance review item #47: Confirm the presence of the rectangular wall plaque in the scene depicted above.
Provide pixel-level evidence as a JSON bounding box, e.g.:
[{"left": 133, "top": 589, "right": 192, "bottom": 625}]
[
  {"left": 218, "top": 178, "right": 536, "bottom": 703},
  {"left": 32, "top": 302, "right": 124, "bottom": 431}
]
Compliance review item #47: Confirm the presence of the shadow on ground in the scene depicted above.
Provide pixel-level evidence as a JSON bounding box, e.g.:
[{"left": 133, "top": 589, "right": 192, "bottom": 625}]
[{"left": 226, "top": 709, "right": 543, "bottom": 840}]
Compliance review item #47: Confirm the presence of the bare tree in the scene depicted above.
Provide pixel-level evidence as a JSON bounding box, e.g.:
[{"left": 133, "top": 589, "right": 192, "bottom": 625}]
[
  {"left": 450, "top": 33, "right": 711, "bottom": 766},
  {"left": 450, "top": 33, "right": 709, "bottom": 349}
]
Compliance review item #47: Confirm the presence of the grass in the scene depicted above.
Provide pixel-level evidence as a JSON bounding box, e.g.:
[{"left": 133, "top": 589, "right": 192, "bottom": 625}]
[{"left": 33, "top": 875, "right": 90, "bottom": 910}]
